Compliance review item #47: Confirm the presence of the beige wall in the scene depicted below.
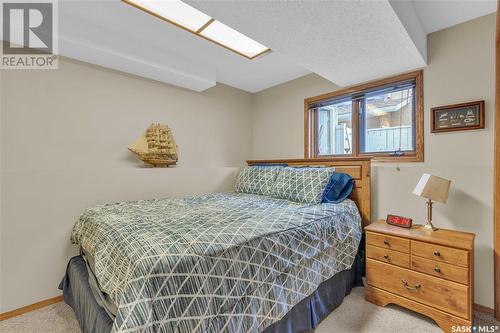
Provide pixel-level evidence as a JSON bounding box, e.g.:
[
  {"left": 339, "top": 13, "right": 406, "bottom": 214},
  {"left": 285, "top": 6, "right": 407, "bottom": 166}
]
[
  {"left": 253, "top": 14, "right": 495, "bottom": 308},
  {"left": 0, "top": 12, "right": 496, "bottom": 313},
  {"left": 0, "top": 58, "right": 253, "bottom": 312}
]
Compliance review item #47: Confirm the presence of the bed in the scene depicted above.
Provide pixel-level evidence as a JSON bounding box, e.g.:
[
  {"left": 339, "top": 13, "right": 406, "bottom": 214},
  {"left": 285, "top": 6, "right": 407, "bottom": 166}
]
[{"left": 60, "top": 157, "right": 372, "bottom": 333}]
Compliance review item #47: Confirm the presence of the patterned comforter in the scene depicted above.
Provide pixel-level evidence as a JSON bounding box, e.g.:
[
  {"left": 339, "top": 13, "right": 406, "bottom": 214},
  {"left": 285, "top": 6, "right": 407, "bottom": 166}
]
[{"left": 70, "top": 192, "right": 361, "bottom": 333}]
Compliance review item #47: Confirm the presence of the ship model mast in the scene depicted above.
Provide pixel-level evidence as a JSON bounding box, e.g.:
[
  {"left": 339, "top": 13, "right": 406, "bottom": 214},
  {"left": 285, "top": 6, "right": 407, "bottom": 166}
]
[{"left": 129, "top": 123, "right": 178, "bottom": 167}]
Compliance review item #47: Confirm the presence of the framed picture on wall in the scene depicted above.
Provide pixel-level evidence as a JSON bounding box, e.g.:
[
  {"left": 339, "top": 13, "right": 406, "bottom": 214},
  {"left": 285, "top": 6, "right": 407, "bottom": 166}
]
[{"left": 431, "top": 100, "right": 485, "bottom": 133}]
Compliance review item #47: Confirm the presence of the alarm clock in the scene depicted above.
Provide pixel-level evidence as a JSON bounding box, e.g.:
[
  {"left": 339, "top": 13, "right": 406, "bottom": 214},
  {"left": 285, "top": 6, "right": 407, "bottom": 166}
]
[{"left": 386, "top": 214, "right": 413, "bottom": 228}]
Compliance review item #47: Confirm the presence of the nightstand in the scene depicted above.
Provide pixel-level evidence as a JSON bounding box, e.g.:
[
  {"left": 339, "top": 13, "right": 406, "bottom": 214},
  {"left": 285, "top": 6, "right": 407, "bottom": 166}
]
[{"left": 364, "top": 220, "right": 475, "bottom": 333}]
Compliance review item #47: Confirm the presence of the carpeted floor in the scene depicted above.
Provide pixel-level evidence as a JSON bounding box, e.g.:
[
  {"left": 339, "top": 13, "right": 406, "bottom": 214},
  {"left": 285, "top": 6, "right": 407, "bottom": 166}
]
[{"left": 1, "top": 287, "right": 498, "bottom": 333}]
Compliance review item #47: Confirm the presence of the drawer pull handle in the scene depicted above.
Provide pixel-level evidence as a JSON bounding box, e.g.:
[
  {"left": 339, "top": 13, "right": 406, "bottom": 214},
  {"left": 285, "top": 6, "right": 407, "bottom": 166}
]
[
  {"left": 383, "top": 239, "right": 390, "bottom": 246},
  {"left": 383, "top": 254, "right": 390, "bottom": 261},
  {"left": 401, "top": 279, "right": 421, "bottom": 292},
  {"left": 433, "top": 251, "right": 441, "bottom": 257},
  {"left": 434, "top": 266, "right": 441, "bottom": 273}
]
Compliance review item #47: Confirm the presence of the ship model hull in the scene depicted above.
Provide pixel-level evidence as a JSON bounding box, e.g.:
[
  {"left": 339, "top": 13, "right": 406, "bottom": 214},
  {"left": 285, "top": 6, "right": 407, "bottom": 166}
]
[{"left": 129, "top": 123, "right": 178, "bottom": 167}]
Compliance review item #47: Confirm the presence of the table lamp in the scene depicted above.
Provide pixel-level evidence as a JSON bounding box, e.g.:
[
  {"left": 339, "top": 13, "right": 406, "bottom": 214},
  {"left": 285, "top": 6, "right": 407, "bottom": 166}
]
[{"left": 412, "top": 174, "right": 451, "bottom": 231}]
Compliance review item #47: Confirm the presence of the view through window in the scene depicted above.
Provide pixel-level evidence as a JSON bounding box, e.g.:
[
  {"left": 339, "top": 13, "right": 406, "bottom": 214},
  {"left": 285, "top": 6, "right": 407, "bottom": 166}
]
[
  {"left": 306, "top": 71, "right": 423, "bottom": 162},
  {"left": 316, "top": 99, "right": 352, "bottom": 155},
  {"left": 360, "top": 84, "right": 415, "bottom": 154}
]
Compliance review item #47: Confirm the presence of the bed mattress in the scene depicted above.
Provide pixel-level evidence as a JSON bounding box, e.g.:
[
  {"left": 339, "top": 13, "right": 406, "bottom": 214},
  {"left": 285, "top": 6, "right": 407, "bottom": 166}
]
[{"left": 70, "top": 192, "right": 362, "bottom": 333}]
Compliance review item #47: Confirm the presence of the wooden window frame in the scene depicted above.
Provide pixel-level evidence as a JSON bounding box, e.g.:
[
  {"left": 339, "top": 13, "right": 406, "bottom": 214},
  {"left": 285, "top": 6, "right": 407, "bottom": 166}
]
[
  {"left": 304, "top": 70, "right": 424, "bottom": 162},
  {"left": 494, "top": 0, "right": 499, "bottom": 320}
]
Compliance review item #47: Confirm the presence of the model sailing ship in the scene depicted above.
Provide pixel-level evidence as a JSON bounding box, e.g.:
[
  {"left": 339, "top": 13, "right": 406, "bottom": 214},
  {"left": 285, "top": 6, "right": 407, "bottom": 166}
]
[{"left": 129, "top": 123, "right": 178, "bottom": 167}]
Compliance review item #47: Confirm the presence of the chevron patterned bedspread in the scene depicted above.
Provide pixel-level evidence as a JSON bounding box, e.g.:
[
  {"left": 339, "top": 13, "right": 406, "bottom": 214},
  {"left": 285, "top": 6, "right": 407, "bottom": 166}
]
[{"left": 70, "top": 192, "right": 361, "bottom": 333}]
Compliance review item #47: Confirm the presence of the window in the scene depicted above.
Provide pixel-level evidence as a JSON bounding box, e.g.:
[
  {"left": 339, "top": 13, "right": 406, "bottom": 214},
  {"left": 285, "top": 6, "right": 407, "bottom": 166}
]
[{"left": 305, "top": 70, "right": 423, "bottom": 162}]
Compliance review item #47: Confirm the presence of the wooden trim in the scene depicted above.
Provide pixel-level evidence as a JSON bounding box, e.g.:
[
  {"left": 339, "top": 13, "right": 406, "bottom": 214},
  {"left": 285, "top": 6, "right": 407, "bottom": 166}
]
[
  {"left": 304, "top": 70, "right": 424, "bottom": 162},
  {"left": 358, "top": 151, "right": 420, "bottom": 162},
  {"left": 248, "top": 157, "right": 373, "bottom": 163},
  {"left": 312, "top": 109, "right": 319, "bottom": 157},
  {"left": 247, "top": 157, "right": 372, "bottom": 228},
  {"left": 431, "top": 100, "right": 485, "bottom": 133},
  {"left": 305, "top": 70, "right": 423, "bottom": 105},
  {"left": 474, "top": 303, "right": 495, "bottom": 314},
  {"left": 121, "top": 0, "right": 271, "bottom": 60},
  {"left": 471, "top": 235, "right": 475, "bottom": 321},
  {"left": 495, "top": 0, "right": 500, "bottom": 321},
  {"left": 352, "top": 100, "right": 360, "bottom": 156},
  {"left": 304, "top": 100, "right": 311, "bottom": 158},
  {"left": 0, "top": 295, "right": 64, "bottom": 321},
  {"left": 196, "top": 18, "right": 215, "bottom": 34},
  {"left": 414, "top": 69, "right": 424, "bottom": 162}
]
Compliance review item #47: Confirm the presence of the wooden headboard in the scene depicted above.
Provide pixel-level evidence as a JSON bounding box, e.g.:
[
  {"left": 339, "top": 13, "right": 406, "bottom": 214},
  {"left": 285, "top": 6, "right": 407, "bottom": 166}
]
[{"left": 247, "top": 157, "right": 372, "bottom": 228}]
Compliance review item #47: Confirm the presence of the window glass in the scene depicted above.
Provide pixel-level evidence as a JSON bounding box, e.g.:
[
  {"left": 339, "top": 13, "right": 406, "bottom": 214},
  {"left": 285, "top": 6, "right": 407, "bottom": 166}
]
[
  {"left": 360, "top": 86, "right": 415, "bottom": 153},
  {"left": 316, "top": 99, "right": 352, "bottom": 155}
]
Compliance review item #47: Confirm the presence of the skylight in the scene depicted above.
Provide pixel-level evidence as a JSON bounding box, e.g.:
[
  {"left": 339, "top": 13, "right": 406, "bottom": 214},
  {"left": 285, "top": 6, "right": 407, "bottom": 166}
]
[
  {"left": 123, "top": 0, "right": 211, "bottom": 32},
  {"left": 199, "top": 20, "right": 269, "bottom": 59},
  {"left": 123, "top": 0, "right": 271, "bottom": 59}
]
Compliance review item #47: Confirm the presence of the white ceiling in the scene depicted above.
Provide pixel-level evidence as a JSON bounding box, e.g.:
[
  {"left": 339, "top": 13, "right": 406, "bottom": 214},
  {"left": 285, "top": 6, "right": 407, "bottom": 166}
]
[
  {"left": 59, "top": 0, "right": 309, "bottom": 92},
  {"left": 187, "top": 0, "right": 428, "bottom": 88},
  {"left": 412, "top": 0, "right": 497, "bottom": 34},
  {"left": 55, "top": 0, "right": 497, "bottom": 93}
]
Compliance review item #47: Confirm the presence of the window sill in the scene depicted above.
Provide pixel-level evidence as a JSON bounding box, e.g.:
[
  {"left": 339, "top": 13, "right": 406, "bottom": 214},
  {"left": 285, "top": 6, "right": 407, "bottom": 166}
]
[
  {"left": 313, "top": 153, "right": 423, "bottom": 163},
  {"left": 360, "top": 153, "right": 423, "bottom": 163}
]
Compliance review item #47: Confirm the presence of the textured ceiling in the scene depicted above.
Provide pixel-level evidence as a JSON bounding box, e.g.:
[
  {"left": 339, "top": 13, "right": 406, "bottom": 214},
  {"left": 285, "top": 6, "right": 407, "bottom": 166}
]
[
  {"left": 186, "top": 0, "right": 427, "bottom": 87},
  {"left": 412, "top": 0, "right": 496, "bottom": 34},
  {"left": 55, "top": 0, "right": 496, "bottom": 92},
  {"left": 59, "top": 0, "right": 309, "bottom": 92}
]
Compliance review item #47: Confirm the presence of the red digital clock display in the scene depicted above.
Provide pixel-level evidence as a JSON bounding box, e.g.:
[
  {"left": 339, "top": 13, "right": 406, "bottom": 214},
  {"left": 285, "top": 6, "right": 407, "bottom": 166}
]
[{"left": 386, "top": 214, "right": 413, "bottom": 228}]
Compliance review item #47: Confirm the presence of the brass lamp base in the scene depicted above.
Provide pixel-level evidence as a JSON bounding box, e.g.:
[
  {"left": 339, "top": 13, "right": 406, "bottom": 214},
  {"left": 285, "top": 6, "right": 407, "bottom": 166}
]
[
  {"left": 421, "top": 199, "right": 437, "bottom": 232},
  {"left": 422, "top": 222, "right": 438, "bottom": 231}
]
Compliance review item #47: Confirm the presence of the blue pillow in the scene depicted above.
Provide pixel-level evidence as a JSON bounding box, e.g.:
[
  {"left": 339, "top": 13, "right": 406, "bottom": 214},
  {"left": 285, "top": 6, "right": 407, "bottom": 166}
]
[{"left": 322, "top": 173, "right": 354, "bottom": 204}]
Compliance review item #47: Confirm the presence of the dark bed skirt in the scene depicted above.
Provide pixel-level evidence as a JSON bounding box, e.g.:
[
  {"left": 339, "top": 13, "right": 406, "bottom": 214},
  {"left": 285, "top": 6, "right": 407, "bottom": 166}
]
[
  {"left": 59, "top": 253, "right": 363, "bottom": 333},
  {"left": 59, "top": 256, "right": 114, "bottom": 333}
]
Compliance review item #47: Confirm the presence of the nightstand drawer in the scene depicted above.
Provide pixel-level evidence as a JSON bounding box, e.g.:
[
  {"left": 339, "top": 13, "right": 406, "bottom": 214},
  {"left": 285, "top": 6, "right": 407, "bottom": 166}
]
[
  {"left": 411, "top": 240, "right": 468, "bottom": 267},
  {"left": 366, "top": 232, "right": 409, "bottom": 253},
  {"left": 366, "top": 259, "right": 469, "bottom": 319},
  {"left": 411, "top": 256, "right": 468, "bottom": 285},
  {"left": 366, "top": 245, "right": 409, "bottom": 268}
]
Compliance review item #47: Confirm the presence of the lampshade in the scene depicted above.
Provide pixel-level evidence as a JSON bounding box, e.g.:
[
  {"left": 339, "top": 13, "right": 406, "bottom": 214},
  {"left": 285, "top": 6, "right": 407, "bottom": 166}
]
[{"left": 412, "top": 174, "right": 451, "bottom": 204}]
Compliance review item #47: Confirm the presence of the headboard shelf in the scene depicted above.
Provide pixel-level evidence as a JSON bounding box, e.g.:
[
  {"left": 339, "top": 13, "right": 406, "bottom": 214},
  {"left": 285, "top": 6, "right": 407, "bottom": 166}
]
[{"left": 246, "top": 157, "right": 372, "bottom": 228}]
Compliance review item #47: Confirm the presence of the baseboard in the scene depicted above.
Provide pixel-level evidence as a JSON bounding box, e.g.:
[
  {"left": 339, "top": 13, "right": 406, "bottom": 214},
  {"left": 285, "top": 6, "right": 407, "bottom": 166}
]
[
  {"left": 474, "top": 303, "right": 495, "bottom": 314},
  {"left": 0, "top": 295, "right": 495, "bottom": 321},
  {"left": 0, "top": 295, "right": 64, "bottom": 321}
]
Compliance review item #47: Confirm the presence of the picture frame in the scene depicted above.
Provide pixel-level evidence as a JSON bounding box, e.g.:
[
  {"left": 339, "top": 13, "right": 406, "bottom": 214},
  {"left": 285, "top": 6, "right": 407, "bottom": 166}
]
[
  {"left": 431, "top": 100, "right": 485, "bottom": 133},
  {"left": 386, "top": 214, "right": 413, "bottom": 228}
]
